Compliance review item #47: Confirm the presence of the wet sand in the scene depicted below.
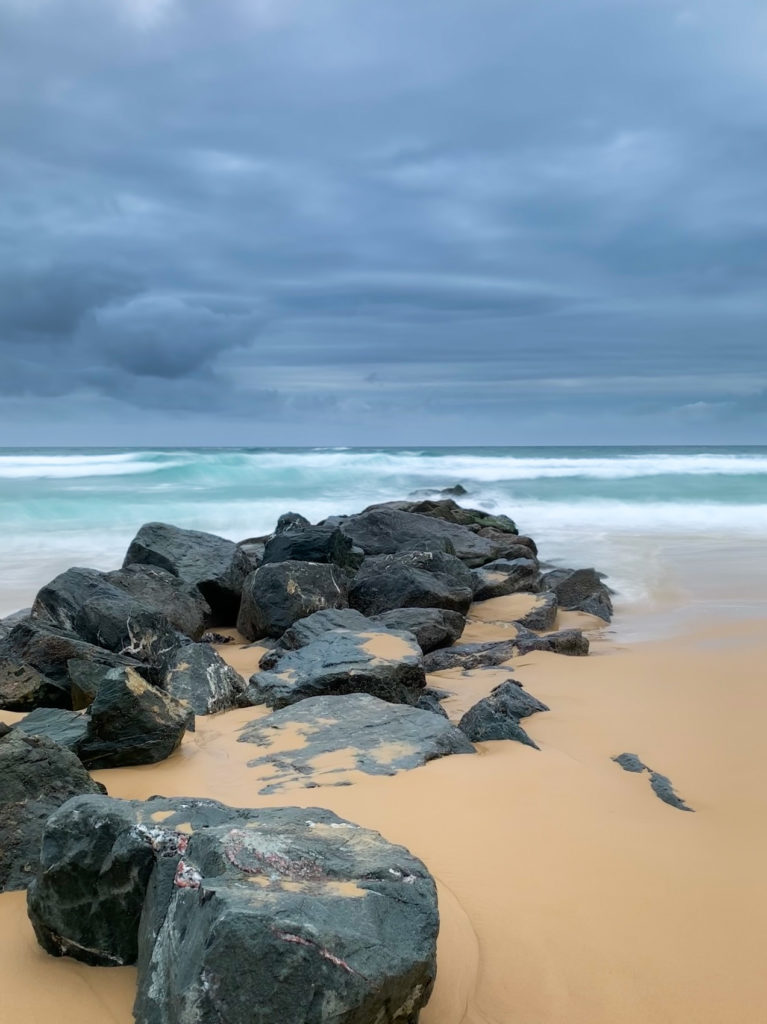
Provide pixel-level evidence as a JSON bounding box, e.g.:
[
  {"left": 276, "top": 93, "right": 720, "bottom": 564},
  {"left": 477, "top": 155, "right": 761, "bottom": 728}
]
[{"left": 2, "top": 600, "right": 766, "bottom": 1023}]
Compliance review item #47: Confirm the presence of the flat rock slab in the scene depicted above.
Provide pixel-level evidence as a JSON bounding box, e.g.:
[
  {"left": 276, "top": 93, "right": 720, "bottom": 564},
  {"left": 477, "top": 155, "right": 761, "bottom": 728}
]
[
  {"left": 247, "top": 629, "right": 427, "bottom": 709},
  {"left": 423, "top": 628, "right": 589, "bottom": 672},
  {"left": 239, "top": 692, "right": 475, "bottom": 793}
]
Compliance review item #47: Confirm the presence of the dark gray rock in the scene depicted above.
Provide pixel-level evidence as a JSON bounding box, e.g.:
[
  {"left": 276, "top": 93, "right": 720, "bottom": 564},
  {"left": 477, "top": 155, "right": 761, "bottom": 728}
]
[
  {"left": 0, "top": 619, "right": 147, "bottom": 712},
  {"left": 364, "top": 499, "right": 518, "bottom": 536},
  {"left": 415, "top": 691, "right": 449, "bottom": 718},
  {"left": 236, "top": 538, "right": 265, "bottom": 571},
  {"left": 349, "top": 550, "right": 473, "bottom": 617},
  {"left": 263, "top": 525, "right": 364, "bottom": 571},
  {"left": 12, "top": 707, "right": 89, "bottom": 751},
  {"left": 613, "top": 752, "right": 647, "bottom": 773},
  {"left": 277, "top": 608, "right": 372, "bottom": 651},
  {"left": 423, "top": 628, "right": 589, "bottom": 672},
  {"left": 514, "top": 627, "right": 588, "bottom": 656},
  {"left": 458, "top": 680, "right": 549, "bottom": 749},
  {"left": 0, "top": 607, "right": 31, "bottom": 638},
  {"left": 160, "top": 642, "right": 245, "bottom": 715},
  {"left": 372, "top": 607, "right": 465, "bottom": 653},
  {"left": 477, "top": 528, "right": 538, "bottom": 557},
  {"left": 123, "top": 522, "right": 251, "bottom": 624},
  {"left": 68, "top": 658, "right": 111, "bottom": 709},
  {"left": 246, "top": 628, "right": 426, "bottom": 709},
  {"left": 0, "top": 730, "right": 104, "bottom": 892},
  {"left": 105, "top": 564, "right": 211, "bottom": 640},
  {"left": 515, "top": 592, "right": 559, "bottom": 631},
  {"left": 542, "top": 567, "right": 614, "bottom": 622},
  {"left": 240, "top": 692, "right": 474, "bottom": 791},
  {"left": 471, "top": 558, "right": 540, "bottom": 601},
  {"left": 76, "top": 666, "right": 190, "bottom": 769},
  {"left": 237, "top": 561, "right": 350, "bottom": 641},
  {"left": 612, "top": 752, "right": 694, "bottom": 812},
  {"left": 275, "top": 511, "right": 312, "bottom": 534},
  {"left": 32, "top": 567, "right": 180, "bottom": 667}
]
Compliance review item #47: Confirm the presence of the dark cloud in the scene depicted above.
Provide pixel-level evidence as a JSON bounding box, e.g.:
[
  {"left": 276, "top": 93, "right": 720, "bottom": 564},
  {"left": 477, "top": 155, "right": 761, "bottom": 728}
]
[{"left": 0, "top": 0, "right": 765, "bottom": 442}]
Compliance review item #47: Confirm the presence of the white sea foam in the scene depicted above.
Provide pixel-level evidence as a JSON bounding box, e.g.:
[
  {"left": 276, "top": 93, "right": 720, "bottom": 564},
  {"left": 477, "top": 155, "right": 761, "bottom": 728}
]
[{"left": 0, "top": 452, "right": 179, "bottom": 479}]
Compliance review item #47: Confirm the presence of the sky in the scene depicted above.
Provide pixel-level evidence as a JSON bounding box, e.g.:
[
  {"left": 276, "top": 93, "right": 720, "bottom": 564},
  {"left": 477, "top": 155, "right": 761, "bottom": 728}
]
[{"left": 1, "top": 0, "right": 766, "bottom": 446}]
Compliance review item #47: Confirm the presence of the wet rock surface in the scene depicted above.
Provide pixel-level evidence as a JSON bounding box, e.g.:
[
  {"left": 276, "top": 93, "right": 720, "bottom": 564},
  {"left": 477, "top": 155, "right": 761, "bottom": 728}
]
[
  {"left": 276, "top": 608, "right": 372, "bottom": 650},
  {"left": 11, "top": 707, "right": 89, "bottom": 751},
  {"left": 458, "top": 681, "right": 550, "bottom": 750},
  {"left": 239, "top": 692, "right": 474, "bottom": 792},
  {"left": 247, "top": 628, "right": 426, "bottom": 709},
  {"left": 349, "top": 550, "right": 474, "bottom": 616},
  {"left": 471, "top": 558, "right": 540, "bottom": 601},
  {"left": 373, "top": 607, "right": 466, "bottom": 653},
  {"left": 613, "top": 752, "right": 694, "bottom": 811},
  {"left": 237, "top": 561, "right": 350, "bottom": 641},
  {"left": 160, "top": 642, "right": 246, "bottom": 715},
  {"left": 105, "top": 564, "right": 211, "bottom": 640},
  {"left": 262, "top": 524, "right": 364, "bottom": 571},
  {"left": 515, "top": 591, "right": 559, "bottom": 631},
  {"left": 542, "top": 567, "right": 614, "bottom": 622},
  {"left": 423, "top": 628, "right": 589, "bottom": 672}
]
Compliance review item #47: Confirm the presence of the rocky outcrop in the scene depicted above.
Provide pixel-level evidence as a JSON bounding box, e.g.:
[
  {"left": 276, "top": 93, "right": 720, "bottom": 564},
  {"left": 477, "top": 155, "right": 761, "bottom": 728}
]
[
  {"left": 373, "top": 607, "right": 466, "bottom": 653},
  {"left": 239, "top": 693, "right": 474, "bottom": 791},
  {"left": 237, "top": 561, "right": 349, "bottom": 641},
  {"left": 160, "top": 642, "right": 245, "bottom": 715},
  {"left": 0, "top": 729, "right": 104, "bottom": 892},
  {"left": 262, "top": 525, "right": 364, "bottom": 572},
  {"left": 105, "top": 564, "right": 211, "bottom": 640},
  {"left": 423, "top": 628, "right": 589, "bottom": 672},
  {"left": 28, "top": 794, "right": 440, "bottom": 1023},
  {"left": 471, "top": 558, "right": 540, "bottom": 601},
  {"left": 349, "top": 550, "right": 474, "bottom": 617},
  {"left": 541, "top": 567, "right": 614, "bottom": 622},
  {"left": 458, "top": 681, "right": 549, "bottom": 749},
  {"left": 123, "top": 522, "right": 251, "bottom": 624},
  {"left": 247, "top": 628, "right": 426, "bottom": 709}
]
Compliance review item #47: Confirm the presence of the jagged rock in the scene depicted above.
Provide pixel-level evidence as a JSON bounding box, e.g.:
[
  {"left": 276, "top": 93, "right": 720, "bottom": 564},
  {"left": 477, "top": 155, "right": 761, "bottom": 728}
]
[
  {"left": 76, "top": 666, "right": 190, "bottom": 769},
  {"left": 458, "top": 681, "right": 549, "bottom": 749},
  {"left": 239, "top": 693, "right": 474, "bottom": 791},
  {"left": 276, "top": 608, "right": 372, "bottom": 651},
  {"left": 423, "top": 628, "right": 589, "bottom": 672},
  {"left": 236, "top": 538, "right": 265, "bottom": 571},
  {"left": 612, "top": 752, "right": 694, "bottom": 812},
  {"left": 262, "top": 525, "right": 364, "bottom": 571},
  {"left": 373, "top": 607, "right": 466, "bottom": 653},
  {"left": 0, "top": 619, "right": 147, "bottom": 712},
  {"left": 246, "top": 629, "right": 426, "bottom": 709},
  {"left": 275, "top": 511, "right": 312, "bottom": 534},
  {"left": 32, "top": 567, "right": 180, "bottom": 667},
  {"left": 415, "top": 690, "right": 449, "bottom": 718},
  {"left": 160, "top": 642, "right": 245, "bottom": 715},
  {"left": 515, "top": 591, "right": 558, "bottom": 631},
  {"left": 541, "top": 567, "right": 614, "bottom": 622},
  {"left": 349, "top": 550, "right": 473, "bottom": 617},
  {"left": 363, "top": 499, "right": 518, "bottom": 536},
  {"left": 105, "top": 565, "right": 211, "bottom": 640},
  {"left": 0, "top": 731, "right": 104, "bottom": 892},
  {"left": 123, "top": 522, "right": 251, "bottom": 624},
  {"left": 12, "top": 707, "right": 89, "bottom": 751},
  {"left": 237, "top": 561, "right": 349, "bottom": 641},
  {"left": 0, "top": 607, "right": 31, "bottom": 637},
  {"left": 471, "top": 558, "right": 540, "bottom": 601},
  {"left": 28, "top": 795, "right": 440, "bottom": 1024}
]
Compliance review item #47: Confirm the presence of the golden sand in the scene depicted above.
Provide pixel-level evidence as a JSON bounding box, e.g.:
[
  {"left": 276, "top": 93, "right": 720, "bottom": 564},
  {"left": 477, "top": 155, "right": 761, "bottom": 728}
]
[{"left": 1, "top": 606, "right": 766, "bottom": 1023}]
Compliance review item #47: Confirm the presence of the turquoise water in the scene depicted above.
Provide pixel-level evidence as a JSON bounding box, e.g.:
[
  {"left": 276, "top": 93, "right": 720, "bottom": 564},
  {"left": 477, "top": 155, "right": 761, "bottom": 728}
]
[{"left": 1, "top": 446, "right": 766, "bottom": 614}]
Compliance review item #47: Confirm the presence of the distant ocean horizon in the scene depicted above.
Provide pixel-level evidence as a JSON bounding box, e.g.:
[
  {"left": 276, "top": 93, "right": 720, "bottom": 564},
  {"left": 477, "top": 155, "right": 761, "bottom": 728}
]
[{"left": 1, "top": 445, "right": 766, "bottom": 617}]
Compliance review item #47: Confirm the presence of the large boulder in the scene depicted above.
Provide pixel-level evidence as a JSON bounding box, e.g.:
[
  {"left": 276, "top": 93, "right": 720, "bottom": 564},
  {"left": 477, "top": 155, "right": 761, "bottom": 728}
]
[
  {"left": 248, "top": 628, "right": 426, "bottom": 709},
  {"left": 32, "top": 567, "right": 180, "bottom": 667},
  {"left": 471, "top": 558, "right": 540, "bottom": 601},
  {"left": 363, "top": 499, "right": 518, "bottom": 536},
  {"left": 0, "top": 729, "right": 104, "bottom": 892},
  {"left": 277, "top": 608, "right": 372, "bottom": 650},
  {"left": 237, "top": 561, "right": 350, "bottom": 641},
  {"left": 458, "top": 680, "right": 549, "bottom": 749},
  {"left": 105, "top": 565, "right": 211, "bottom": 640},
  {"left": 75, "top": 666, "right": 190, "bottom": 769},
  {"left": 160, "top": 642, "right": 245, "bottom": 715},
  {"left": 123, "top": 522, "right": 251, "bottom": 624},
  {"left": 373, "top": 607, "right": 466, "bottom": 653},
  {"left": 423, "top": 628, "right": 589, "bottom": 672},
  {"left": 28, "top": 795, "right": 440, "bottom": 1024},
  {"left": 0, "top": 619, "right": 147, "bottom": 712},
  {"left": 239, "top": 693, "right": 474, "bottom": 792},
  {"left": 333, "top": 508, "right": 516, "bottom": 567},
  {"left": 262, "top": 525, "right": 364, "bottom": 572},
  {"left": 349, "top": 550, "right": 473, "bottom": 617},
  {"left": 541, "top": 567, "right": 614, "bottom": 622}
]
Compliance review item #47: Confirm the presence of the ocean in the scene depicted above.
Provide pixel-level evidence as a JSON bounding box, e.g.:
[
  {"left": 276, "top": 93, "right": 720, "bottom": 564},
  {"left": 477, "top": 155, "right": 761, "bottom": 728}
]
[{"left": 1, "top": 446, "right": 766, "bottom": 624}]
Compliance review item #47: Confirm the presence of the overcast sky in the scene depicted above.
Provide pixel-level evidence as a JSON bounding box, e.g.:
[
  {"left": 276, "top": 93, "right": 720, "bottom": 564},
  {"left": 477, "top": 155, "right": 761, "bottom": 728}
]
[{"left": 1, "top": 0, "right": 765, "bottom": 445}]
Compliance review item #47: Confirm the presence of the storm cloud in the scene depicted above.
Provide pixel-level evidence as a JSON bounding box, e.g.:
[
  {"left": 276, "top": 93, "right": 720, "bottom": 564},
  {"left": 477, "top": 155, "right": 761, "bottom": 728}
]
[{"left": 1, "top": 0, "right": 765, "bottom": 443}]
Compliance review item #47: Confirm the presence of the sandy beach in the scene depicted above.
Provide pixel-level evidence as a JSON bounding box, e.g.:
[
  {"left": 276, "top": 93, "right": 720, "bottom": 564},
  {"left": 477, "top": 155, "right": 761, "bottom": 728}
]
[{"left": 2, "top": 567, "right": 766, "bottom": 1024}]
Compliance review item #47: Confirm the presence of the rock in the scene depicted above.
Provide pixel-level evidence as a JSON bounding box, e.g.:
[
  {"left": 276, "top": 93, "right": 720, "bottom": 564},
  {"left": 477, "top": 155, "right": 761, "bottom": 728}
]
[
  {"left": 275, "top": 511, "right": 312, "bottom": 534},
  {"left": 236, "top": 538, "right": 265, "bottom": 571},
  {"left": 423, "top": 628, "right": 589, "bottom": 672},
  {"left": 105, "top": 564, "right": 211, "bottom": 640},
  {"left": 32, "top": 567, "right": 180, "bottom": 667},
  {"left": 349, "top": 551, "right": 473, "bottom": 617},
  {"left": 515, "top": 627, "right": 588, "bottom": 656},
  {"left": 515, "top": 591, "right": 558, "bottom": 631},
  {"left": 76, "top": 666, "right": 190, "bottom": 769},
  {"left": 239, "top": 693, "right": 474, "bottom": 791},
  {"left": 477, "top": 528, "right": 537, "bottom": 556},
  {"left": 246, "top": 629, "right": 426, "bottom": 709},
  {"left": 67, "top": 658, "right": 112, "bottom": 709},
  {"left": 458, "top": 681, "right": 549, "bottom": 749},
  {"left": 0, "top": 731, "right": 104, "bottom": 892},
  {"left": 364, "top": 499, "right": 518, "bottom": 536},
  {"left": 0, "top": 607, "right": 31, "bottom": 637},
  {"left": 160, "top": 642, "right": 245, "bottom": 715},
  {"left": 334, "top": 508, "right": 507, "bottom": 566},
  {"left": 471, "top": 558, "right": 540, "bottom": 601},
  {"left": 541, "top": 567, "right": 613, "bottom": 622},
  {"left": 263, "top": 525, "right": 364, "bottom": 572},
  {"left": 277, "top": 608, "right": 372, "bottom": 650},
  {"left": 415, "top": 691, "right": 449, "bottom": 718},
  {"left": 612, "top": 752, "right": 694, "bottom": 812},
  {"left": 236, "top": 561, "right": 349, "bottom": 641},
  {"left": 0, "top": 619, "right": 147, "bottom": 712},
  {"left": 12, "top": 707, "right": 89, "bottom": 751},
  {"left": 123, "top": 522, "right": 251, "bottom": 624},
  {"left": 373, "top": 607, "right": 466, "bottom": 653},
  {"left": 28, "top": 795, "right": 440, "bottom": 1024}
]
